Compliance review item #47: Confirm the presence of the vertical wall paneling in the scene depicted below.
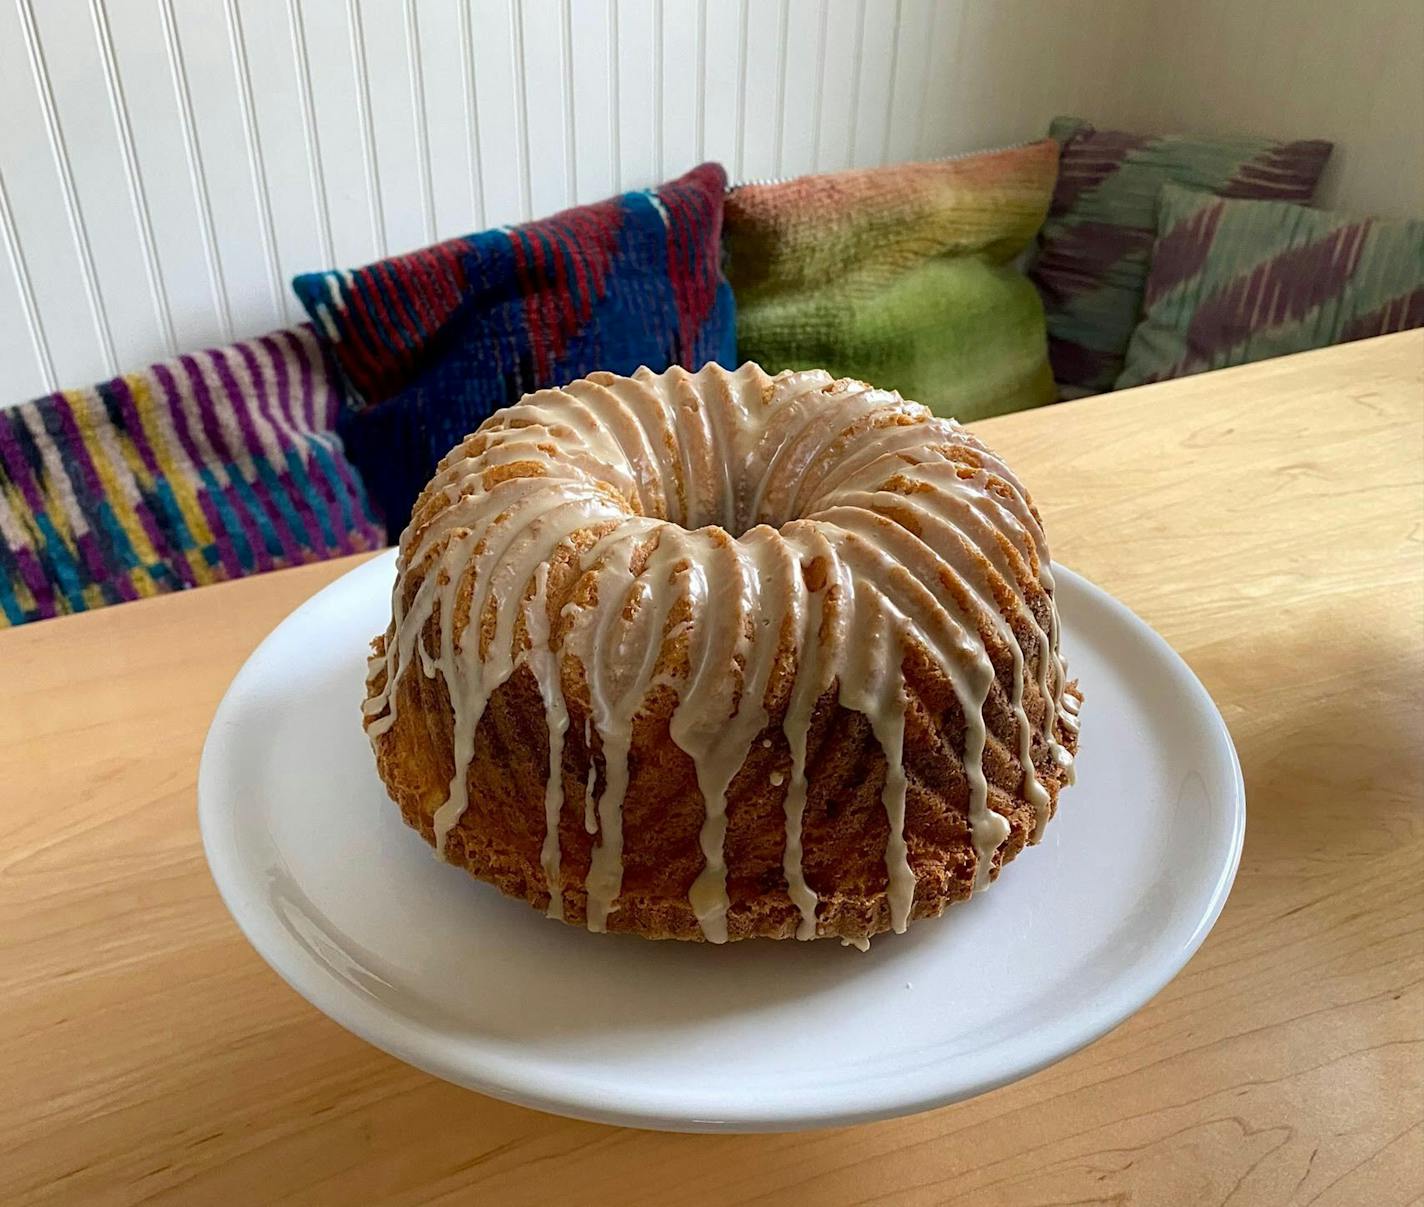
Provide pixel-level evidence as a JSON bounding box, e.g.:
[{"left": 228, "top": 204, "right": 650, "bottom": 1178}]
[
  {"left": 454, "top": 0, "right": 487, "bottom": 229},
  {"left": 221, "top": 0, "right": 291, "bottom": 322},
  {"left": 342, "top": 0, "right": 389, "bottom": 256},
  {"left": 15, "top": 0, "right": 1409, "bottom": 405},
  {"left": 467, "top": 0, "right": 525, "bottom": 227},
  {"left": 915, "top": 0, "right": 958, "bottom": 160},
  {"left": 0, "top": 0, "right": 1181, "bottom": 403},
  {"left": 770, "top": 0, "right": 791, "bottom": 172},
  {"left": 699, "top": 0, "right": 744, "bottom": 176},
  {"left": 353, "top": 0, "right": 431, "bottom": 257},
  {"left": 87, "top": 0, "right": 178, "bottom": 354},
  {"left": 567, "top": 0, "right": 616, "bottom": 204},
  {"left": 849, "top": 0, "right": 897, "bottom": 168},
  {"left": 652, "top": 0, "right": 663, "bottom": 181},
  {"left": 659, "top": 0, "right": 699, "bottom": 180},
  {"left": 411, "top": 0, "right": 480, "bottom": 238},
  {"left": 737, "top": 1, "right": 783, "bottom": 179},
  {"left": 559, "top": 0, "right": 578, "bottom": 203},
  {"left": 0, "top": 5, "right": 87, "bottom": 387},
  {"left": 507, "top": 0, "right": 534, "bottom": 220},
  {"left": 278, "top": 0, "right": 337, "bottom": 269},
  {"left": 777, "top": 0, "right": 826, "bottom": 181},
  {"left": 694, "top": 0, "right": 707, "bottom": 162},
  {"left": 292, "top": 2, "right": 383, "bottom": 266},
  {"left": 884, "top": 0, "right": 934, "bottom": 165},
  {"left": 6, "top": 0, "right": 119, "bottom": 383},
  {"left": 151, "top": 0, "right": 231, "bottom": 341},
  {"left": 0, "top": 174, "right": 53, "bottom": 399},
  {"left": 518, "top": 0, "right": 573, "bottom": 218},
  {"left": 231, "top": 1, "right": 327, "bottom": 312},
  {"left": 614, "top": 0, "right": 657, "bottom": 192},
  {"left": 814, "top": 0, "right": 863, "bottom": 173},
  {"left": 166, "top": 0, "right": 289, "bottom": 336},
  {"left": 404, "top": 1, "right": 439, "bottom": 240},
  {"left": 106, "top": 0, "right": 229, "bottom": 354},
  {"left": 608, "top": 0, "right": 623, "bottom": 191}
]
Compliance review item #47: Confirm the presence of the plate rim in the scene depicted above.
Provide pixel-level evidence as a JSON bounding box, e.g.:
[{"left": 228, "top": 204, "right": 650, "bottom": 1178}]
[{"left": 198, "top": 552, "right": 1246, "bottom": 1133}]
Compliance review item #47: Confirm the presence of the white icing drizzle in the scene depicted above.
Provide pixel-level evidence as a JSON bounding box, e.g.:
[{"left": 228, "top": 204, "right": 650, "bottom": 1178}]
[
  {"left": 363, "top": 364, "right": 1075, "bottom": 943},
  {"left": 564, "top": 516, "right": 666, "bottom": 931},
  {"left": 670, "top": 530, "right": 781, "bottom": 943},
  {"left": 778, "top": 525, "right": 837, "bottom": 940},
  {"left": 523, "top": 561, "right": 568, "bottom": 919}
]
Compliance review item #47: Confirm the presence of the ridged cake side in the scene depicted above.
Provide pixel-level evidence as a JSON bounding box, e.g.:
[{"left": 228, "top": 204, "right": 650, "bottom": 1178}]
[{"left": 363, "top": 362, "right": 1080, "bottom": 946}]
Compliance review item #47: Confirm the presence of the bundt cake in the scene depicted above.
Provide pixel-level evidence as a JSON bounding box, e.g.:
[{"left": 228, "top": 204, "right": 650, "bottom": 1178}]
[{"left": 362, "top": 363, "right": 1080, "bottom": 947}]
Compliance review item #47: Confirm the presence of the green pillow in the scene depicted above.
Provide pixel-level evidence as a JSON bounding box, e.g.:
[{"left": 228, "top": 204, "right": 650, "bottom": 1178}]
[
  {"left": 1118, "top": 183, "right": 1424, "bottom": 387},
  {"left": 724, "top": 141, "right": 1060, "bottom": 422}
]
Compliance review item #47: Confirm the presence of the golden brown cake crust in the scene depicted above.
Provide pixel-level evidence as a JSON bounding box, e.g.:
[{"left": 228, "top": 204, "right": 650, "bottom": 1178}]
[{"left": 364, "top": 364, "right": 1081, "bottom": 946}]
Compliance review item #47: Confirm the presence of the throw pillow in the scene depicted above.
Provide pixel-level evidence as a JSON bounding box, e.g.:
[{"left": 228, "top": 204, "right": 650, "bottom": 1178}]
[
  {"left": 1117, "top": 183, "right": 1424, "bottom": 387},
  {"left": 724, "top": 139, "right": 1059, "bottom": 422},
  {"left": 293, "top": 163, "right": 736, "bottom": 534},
  {"left": 0, "top": 324, "right": 384, "bottom": 626},
  {"left": 1031, "top": 116, "right": 1332, "bottom": 395}
]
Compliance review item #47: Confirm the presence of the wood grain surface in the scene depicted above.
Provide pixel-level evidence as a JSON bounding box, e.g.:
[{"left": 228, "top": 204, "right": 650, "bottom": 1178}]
[{"left": 2, "top": 333, "right": 1421, "bottom": 1206}]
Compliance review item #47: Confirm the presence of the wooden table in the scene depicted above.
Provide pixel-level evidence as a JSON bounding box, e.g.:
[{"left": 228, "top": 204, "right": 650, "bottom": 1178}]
[{"left": 3, "top": 333, "right": 1421, "bottom": 1205}]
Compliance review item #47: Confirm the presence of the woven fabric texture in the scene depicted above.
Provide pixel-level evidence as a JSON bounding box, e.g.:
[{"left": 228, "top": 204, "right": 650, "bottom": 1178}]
[
  {"left": 1030, "top": 116, "right": 1332, "bottom": 394},
  {"left": 0, "top": 324, "right": 384, "bottom": 627},
  {"left": 293, "top": 163, "right": 736, "bottom": 535},
  {"left": 725, "top": 139, "right": 1060, "bottom": 422},
  {"left": 1118, "top": 183, "right": 1424, "bottom": 387}
]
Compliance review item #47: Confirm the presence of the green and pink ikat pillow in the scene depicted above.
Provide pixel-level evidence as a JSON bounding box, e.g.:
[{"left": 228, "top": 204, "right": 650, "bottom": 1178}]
[
  {"left": 1117, "top": 183, "right": 1424, "bottom": 387},
  {"left": 1030, "top": 116, "right": 1332, "bottom": 396}
]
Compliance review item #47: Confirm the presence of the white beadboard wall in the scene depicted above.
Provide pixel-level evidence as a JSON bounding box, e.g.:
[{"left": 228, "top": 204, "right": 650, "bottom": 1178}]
[{"left": 0, "top": 0, "right": 1154, "bottom": 407}]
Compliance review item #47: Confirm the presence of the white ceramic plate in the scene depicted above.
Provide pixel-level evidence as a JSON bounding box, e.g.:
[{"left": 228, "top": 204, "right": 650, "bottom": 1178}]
[{"left": 199, "top": 549, "right": 1244, "bottom": 1133}]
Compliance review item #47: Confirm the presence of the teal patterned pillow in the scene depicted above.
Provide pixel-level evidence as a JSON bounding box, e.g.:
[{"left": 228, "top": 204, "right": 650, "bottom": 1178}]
[
  {"left": 1030, "top": 116, "right": 1332, "bottom": 395},
  {"left": 1118, "top": 184, "right": 1424, "bottom": 388}
]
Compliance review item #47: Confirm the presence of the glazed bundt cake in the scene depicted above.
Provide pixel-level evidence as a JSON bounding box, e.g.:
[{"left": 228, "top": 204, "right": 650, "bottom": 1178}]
[{"left": 362, "top": 362, "right": 1080, "bottom": 947}]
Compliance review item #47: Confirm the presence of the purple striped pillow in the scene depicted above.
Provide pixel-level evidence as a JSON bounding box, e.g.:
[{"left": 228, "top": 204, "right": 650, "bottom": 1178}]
[{"left": 0, "top": 324, "right": 384, "bottom": 626}]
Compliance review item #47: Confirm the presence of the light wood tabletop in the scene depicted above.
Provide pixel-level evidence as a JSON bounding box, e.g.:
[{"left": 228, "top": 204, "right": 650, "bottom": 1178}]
[{"left": 3, "top": 332, "right": 1421, "bottom": 1206}]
